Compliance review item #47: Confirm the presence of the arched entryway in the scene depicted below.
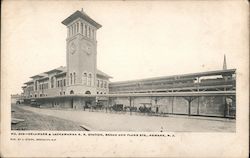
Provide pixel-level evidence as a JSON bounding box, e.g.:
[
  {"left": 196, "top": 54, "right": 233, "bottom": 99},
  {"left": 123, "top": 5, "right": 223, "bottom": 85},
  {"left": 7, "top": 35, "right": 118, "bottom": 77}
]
[{"left": 70, "top": 90, "right": 74, "bottom": 94}]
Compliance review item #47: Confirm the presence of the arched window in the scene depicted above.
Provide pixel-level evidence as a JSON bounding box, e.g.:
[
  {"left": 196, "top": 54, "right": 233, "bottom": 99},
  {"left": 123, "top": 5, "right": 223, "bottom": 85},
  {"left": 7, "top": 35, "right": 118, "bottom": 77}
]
[
  {"left": 70, "top": 73, "right": 73, "bottom": 85},
  {"left": 73, "top": 72, "right": 76, "bottom": 84},
  {"left": 85, "top": 91, "right": 91, "bottom": 94},
  {"left": 88, "top": 73, "right": 92, "bottom": 86},
  {"left": 70, "top": 90, "right": 74, "bottom": 94},
  {"left": 83, "top": 73, "right": 87, "bottom": 85}
]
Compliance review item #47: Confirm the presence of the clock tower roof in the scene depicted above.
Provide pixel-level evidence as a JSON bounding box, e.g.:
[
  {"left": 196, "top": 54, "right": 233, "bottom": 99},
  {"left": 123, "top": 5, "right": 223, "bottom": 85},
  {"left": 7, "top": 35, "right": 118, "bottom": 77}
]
[{"left": 62, "top": 10, "right": 102, "bottom": 29}]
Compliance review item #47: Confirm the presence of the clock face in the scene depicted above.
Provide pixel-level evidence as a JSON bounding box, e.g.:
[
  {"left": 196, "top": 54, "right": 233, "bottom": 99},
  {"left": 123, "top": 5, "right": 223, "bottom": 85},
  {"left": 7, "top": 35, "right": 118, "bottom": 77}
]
[
  {"left": 69, "top": 42, "right": 76, "bottom": 54},
  {"left": 81, "top": 42, "right": 92, "bottom": 55}
]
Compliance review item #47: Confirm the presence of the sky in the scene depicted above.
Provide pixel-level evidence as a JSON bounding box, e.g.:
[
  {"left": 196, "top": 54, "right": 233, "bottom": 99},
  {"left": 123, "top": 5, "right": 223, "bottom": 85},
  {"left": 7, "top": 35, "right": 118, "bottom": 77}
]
[{"left": 2, "top": 1, "right": 248, "bottom": 94}]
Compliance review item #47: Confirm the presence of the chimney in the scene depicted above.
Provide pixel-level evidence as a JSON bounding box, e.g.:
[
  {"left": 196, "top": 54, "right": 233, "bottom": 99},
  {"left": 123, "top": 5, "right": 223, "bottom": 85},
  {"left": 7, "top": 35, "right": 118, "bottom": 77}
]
[{"left": 223, "top": 54, "right": 227, "bottom": 70}]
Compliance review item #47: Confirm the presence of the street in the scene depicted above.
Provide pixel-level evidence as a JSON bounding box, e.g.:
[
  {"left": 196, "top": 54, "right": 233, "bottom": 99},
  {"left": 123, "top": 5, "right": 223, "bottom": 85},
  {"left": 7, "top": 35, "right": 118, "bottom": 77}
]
[{"left": 13, "top": 104, "right": 236, "bottom": 132}]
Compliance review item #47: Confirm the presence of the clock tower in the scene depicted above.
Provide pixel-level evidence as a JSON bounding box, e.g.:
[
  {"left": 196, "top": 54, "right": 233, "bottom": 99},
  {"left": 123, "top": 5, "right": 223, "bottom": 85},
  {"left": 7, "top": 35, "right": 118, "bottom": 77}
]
[{"left": 62, "top": 9, "right": 102, "bottom": 95}]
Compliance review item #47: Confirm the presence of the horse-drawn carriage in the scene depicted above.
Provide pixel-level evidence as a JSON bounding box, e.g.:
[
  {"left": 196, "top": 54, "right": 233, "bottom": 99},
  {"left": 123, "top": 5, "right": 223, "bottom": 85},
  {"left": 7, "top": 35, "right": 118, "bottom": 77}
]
[
  {"left": 124, "top": 106, "right": 137, "bottom": 112},
  {"left": 84, "top": 101, "right": 104, "bottom": 110},
  {"left": 111, "top": 104, "right": 124, "bottom": 111},
  {"left": 138, "top": 103, "right": 153, "bottom": 113}
]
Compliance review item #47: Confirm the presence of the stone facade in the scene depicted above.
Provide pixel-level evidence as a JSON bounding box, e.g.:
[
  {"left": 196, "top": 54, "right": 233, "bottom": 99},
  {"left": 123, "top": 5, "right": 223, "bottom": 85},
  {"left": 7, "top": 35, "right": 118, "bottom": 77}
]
[{"left": 21, "top": 10, "right": 111, "bottom": 100}]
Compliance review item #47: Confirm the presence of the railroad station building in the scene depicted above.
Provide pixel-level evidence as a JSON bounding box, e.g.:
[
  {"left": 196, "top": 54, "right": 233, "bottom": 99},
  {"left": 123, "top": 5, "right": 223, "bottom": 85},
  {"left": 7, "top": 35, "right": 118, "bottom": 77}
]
[{"left": 20, "top": 9, "right": 236, "bottom": 118}]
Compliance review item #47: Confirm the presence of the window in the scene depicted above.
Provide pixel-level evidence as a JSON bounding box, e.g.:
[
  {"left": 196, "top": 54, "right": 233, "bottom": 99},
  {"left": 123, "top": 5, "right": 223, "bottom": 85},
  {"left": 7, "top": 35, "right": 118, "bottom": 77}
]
[
  {"left": 63, "top": 79, "right": 66, "bottom": 86},
  {"left": 92, "top": 30, "right": 94, "bottom": 39},
  {"left": 85, "top": 25, "right": 87, "bottom": 36},
  {"left": 97, "top": 80, "right": 100, "bottom": 87},
  {"left": 89, "top": 28, "right": 92, "bottom": 38},
  {"left": 77, "top": 23, "right": 79, "bottom": 33},
  {"left": 60, "top": 80, "right": 62, "bottom": 87},
  {"left": 88, "top": 73, "right": 92, "bottom": 86},
  {"left": 51, "top": 77, "right": 54, "bottom": 88},
  {"left": 104, "top": 81, "right": 107, "bottom": 88},
  {"left": 44, "top": 83, "right": 48, "bottom": 89},
  {"left": 35, "top": 81, "right": 37, "bottom": 91},
  {"left": 81, "top": 23, "right": 83, "bottom": 34},
  {"left": 91, "top": 30, "right": 94, "bottom": 39},
  {"left": 100, "top": 80, "right": 103, "bottom": 88},
  {"left": 73, "top": 72, "right": 76, "bottom": 84},
  {"left": 83, "top": 73, "right": 87, "bottom": 85},
  {"left": 74, "top": 24, "right": 76, "bottom": 34},
  {"left": 70, "top": 73, "right": 73, "bottom": 85},
  {"left": 88, "top": 27, "right": 90, "bottom": 38}
]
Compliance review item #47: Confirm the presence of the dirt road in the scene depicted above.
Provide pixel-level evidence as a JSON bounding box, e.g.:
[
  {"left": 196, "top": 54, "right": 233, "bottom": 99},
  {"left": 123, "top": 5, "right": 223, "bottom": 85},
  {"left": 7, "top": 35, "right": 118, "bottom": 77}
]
[{"left": 16, "top": 105, "right": 235, "bottom": 132}]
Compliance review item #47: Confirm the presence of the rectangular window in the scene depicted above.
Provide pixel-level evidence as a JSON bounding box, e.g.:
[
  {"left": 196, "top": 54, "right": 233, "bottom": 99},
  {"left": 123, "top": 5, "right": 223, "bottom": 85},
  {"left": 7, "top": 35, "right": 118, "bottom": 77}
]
[
  {"left": 51, "top": 78, "right": 54, "bottom": 88},
  {"left": 92, "top": 30, "right": 94, "bottom": 39},
  {"left": 63, "top": 79, "right": 66, "bottom": 86},
  {"left": 88, "top": 27, "right": 90, "bottom": 38},
  {"left": 81, "top": 23, "right": 83, "bottom": 34},
  {"left": 77, "top": 23, "right": 79, "bottom": 33},
  {"left": 97, "top": 80, "right": 100, "bottom": 87},
  {"left": 100, "top": 80, "right": 103, "bottom": 88},
  {"left": 85, "top": 25, "right": 87, "bottom": 36},
  {"left": 90, "top": 28, "right": 92, "bottom": 38}
]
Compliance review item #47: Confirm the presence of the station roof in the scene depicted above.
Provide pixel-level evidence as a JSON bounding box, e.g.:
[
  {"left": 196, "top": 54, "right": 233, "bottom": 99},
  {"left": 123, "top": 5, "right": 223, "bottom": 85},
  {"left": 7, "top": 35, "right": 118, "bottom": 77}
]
[
  {"left": 28, "top": 66, "right": 111, "bottom": 81},
  {"left": 97, "top": 69, "right": 112, "bottom": 78},
  {"left": 30, "top": 73, "right": 47, "bottom": 79},
  {"left": 24, "top": 80, "right": 34, "bottom": 85},
  {"left": 62, "top": 10, "right": 102, "bottom": 29},
  {"left": 54, "top": 71, "right": 67, "bottom": 78},
  {"left": 45, "top": 66, "right": 66, "bottom": 74},
  {"left": 110, "top": 69, "right": 236, "bottom": 86},
  {"left": 37, "top": 76, "right": 49, "bottom": 81}
]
